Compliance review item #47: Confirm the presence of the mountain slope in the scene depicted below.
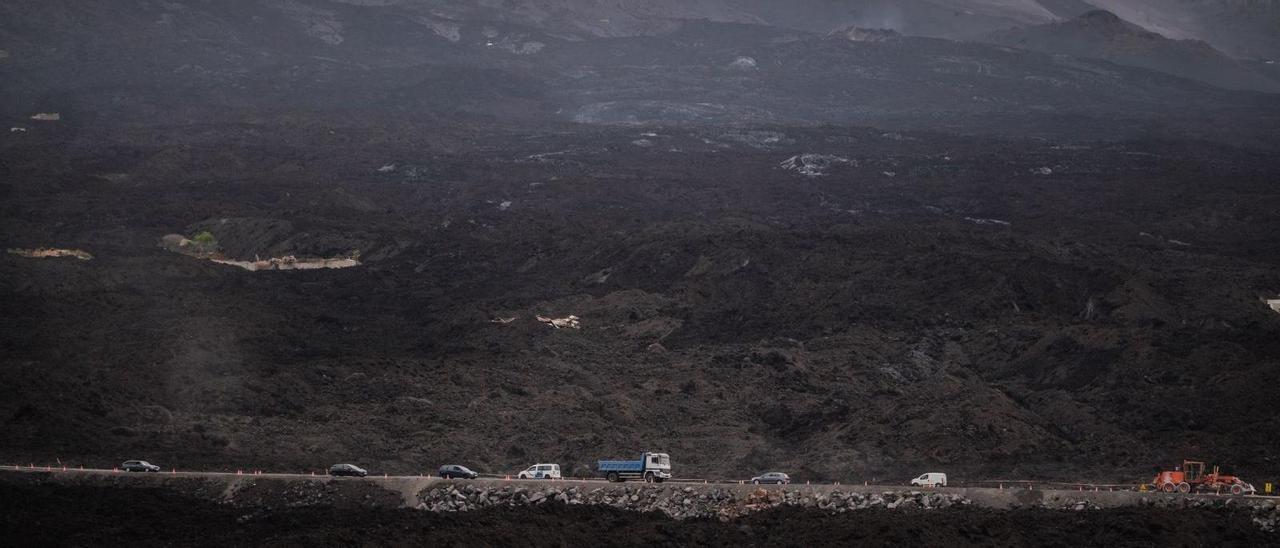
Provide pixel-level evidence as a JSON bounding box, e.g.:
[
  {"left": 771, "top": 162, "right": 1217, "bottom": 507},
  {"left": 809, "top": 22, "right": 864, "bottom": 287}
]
[
  {"left": 3, "top": 2, "right": 1279, "bottom": 145},
  {"left": 985, "top": 10, "right": 1280, "bottom": 92},
  {"left": 272, "top": 0, "right": 1280, "bottom": 58}
]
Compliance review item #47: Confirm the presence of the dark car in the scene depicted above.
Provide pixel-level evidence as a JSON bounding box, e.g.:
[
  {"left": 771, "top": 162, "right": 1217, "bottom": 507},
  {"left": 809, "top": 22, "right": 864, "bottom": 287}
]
[
  {"left": 751, "top": 472, "right": 790, "bottom": 485},
  {"left": 328, "top": 463, "right": 368, "bottom": 477},
  {"left": 121, "top": 460, "right": 161, "bottom": 472},
  {"left": 438, "top": 465, "right": 479, "bottom": 479}
]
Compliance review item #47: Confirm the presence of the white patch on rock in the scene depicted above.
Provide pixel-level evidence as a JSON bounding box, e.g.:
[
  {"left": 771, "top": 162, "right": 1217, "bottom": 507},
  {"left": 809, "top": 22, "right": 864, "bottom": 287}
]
[
  {"left": 537, "top": 315, "right": 581, "bottom": 329},
  {"left": 1032, "top": 167, "right": 1053, "bottom": 175},
  {"left": 631, "top": 139, "right": 653, "bottom": 147},
  {"left": 377, "top": 164, "right": 397, "bottom": 173},
  {"left": 10, "top": 127, "right": 27, "bottom": 133},
  {"left": 964, "top": 217, "right": 1011, "bottom": 226},
  {"left": 729, "top": 56, "right": 757, "bottom": 70},
  {"left": 7, "top": 248, "right": 92, "bottom": 260},
  {"left": 30, "top": 113, "right": 60, "bottom": 121},
  {"left": 779, "top": 154, "right": 851, "bottom": 177},
  {"left": 498, "top": 201, "right": 513, "bottom": 211},
  {"left": 212, "top": 255, "right": 361, "bottom": 272}
]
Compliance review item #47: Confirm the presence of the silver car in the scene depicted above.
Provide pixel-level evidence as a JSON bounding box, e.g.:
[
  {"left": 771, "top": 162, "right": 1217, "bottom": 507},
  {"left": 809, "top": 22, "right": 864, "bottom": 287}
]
[{"left": 751, "top": 472, "right": 790, "bottom": 485}]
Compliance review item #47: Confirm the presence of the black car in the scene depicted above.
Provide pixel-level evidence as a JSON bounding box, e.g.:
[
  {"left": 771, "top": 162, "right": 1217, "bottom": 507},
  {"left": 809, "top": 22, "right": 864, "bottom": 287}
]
[
  {"left": 437, "top": 465, "right": 479, "bottom": 479},
  {"left": 121, "top": 460, "right": 161, "bottom": 472},
  {"left": 751, "top": 472, "right": 791, "bottom": 485},
  {"left": 328, "top": 463, "right": 368, "bottom": 477}
]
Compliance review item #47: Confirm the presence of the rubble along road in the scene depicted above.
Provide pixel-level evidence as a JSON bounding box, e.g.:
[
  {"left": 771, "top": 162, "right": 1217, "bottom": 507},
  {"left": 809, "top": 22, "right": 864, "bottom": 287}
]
[
  {"left": 2, "top": 467, "right": 1276, "bottom": 522},
  {"left": 2, "top": 469, "right": 1278, "bottom": 547}
]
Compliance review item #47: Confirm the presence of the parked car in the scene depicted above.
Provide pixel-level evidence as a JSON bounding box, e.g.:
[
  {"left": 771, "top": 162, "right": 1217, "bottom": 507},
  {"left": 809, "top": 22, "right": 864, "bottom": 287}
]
[
  {"left": 121, "top": 460, "right": 161, "bottom": 473},
  {"left": 328, "top": 463, "right": 368, "bottom": 477},
  {"left": 910, "top": 472, "right": 947, "bottom": 487},
  {"left": 438, "top": 464, "right": 479, "bottom": 479},
  {"left": 751, "top": 472, "right": 790, "bottom": 485},
  {"left": 517, "top": 463, "right": 561, "bottom": 480}
]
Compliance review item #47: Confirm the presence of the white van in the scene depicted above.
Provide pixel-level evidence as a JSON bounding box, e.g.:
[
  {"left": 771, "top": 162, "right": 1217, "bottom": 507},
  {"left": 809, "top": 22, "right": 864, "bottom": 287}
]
[
  {"left": 910, "top": 472, "right": 947, "bottom": 487},
  {"left": 517, "top": 463, "right": 562, "bottom": 480}
]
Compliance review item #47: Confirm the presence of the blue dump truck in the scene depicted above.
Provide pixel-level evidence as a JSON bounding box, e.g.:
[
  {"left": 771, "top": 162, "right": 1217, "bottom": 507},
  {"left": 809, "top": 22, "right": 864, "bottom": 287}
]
[{"left": 597, "top": 452, "right": 672, "bottom": 483}]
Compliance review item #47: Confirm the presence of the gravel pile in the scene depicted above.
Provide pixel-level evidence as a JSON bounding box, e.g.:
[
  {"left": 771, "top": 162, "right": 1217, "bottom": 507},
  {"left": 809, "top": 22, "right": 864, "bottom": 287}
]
[
  {"left": 418, "top": 484, "right": 970, "bottom": 520},
  {"left": 1134, "top": 496, "right": 1279, "bottom": 532}
]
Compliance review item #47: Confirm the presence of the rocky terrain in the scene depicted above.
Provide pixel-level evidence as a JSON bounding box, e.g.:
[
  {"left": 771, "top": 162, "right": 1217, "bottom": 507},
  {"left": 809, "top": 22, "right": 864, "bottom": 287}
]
[
  {"left": 418, "top": 483, "right": 973, "bottom": 518},
  {"left": 1, "top": 471, "right": 1278, "bottom": 546},
  {"left": 2, "top": 3, "right": 1280, "bottom": 544},
  {"left": 3, "top": 120, "right": 1279, "bottom": 484}
]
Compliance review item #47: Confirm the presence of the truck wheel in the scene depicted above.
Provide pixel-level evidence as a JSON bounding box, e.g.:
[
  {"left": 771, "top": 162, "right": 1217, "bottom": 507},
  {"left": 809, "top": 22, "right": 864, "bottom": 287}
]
[
  {"left": 644, "top": 472, "right": 654, "bottom": 483},
  {"left": 1161, "top": 483, "right": 1176, "bottom": 493},
  {"left": 1177, "top": 482, "right": 1190, "bottom": 494},
  {"left": 1230, "top": 484, "right": 1244, "bottom": 496},
  {"left": 607, "top": 472, "right": 619, "bottom": 483},
  {"left": 752, "top": 480, "right": 760, "bottom": 485}
]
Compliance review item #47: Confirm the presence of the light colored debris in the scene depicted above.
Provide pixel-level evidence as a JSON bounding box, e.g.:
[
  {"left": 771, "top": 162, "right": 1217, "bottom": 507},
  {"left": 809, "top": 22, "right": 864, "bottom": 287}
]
[
  {"left": 779, "top": 154, "right": 851, "bottom": 177},
  {"left": 1032, "top": 166, "right": 1053, "bottom": 175},
  {"left": 1266, "top": 299, "right": 1280, "bottom": 313},
  {"left": 377, "top": 164, "right": 397, "bottom": 173},
  {"left": 838, "top": 28, "right": 900, "bottom": 43},
  {"left": 631, "top": 139, "right": 653, "bottom": 147},
  {"left": 7, "top": 248, "right": 93, "bottom": 260},
  {"left": 537, "top": 315, "right": 581, "bottom": 329},
  {"left": 498, "top": 201, "right": 513, "bottom": 211},
  {"left": 729, "top": 56, "right": 757, "bottom": 70},
  {"left": 490, "top": 316, "right": 518, "bottom": 324},
  {"left": 964, "top": 217, "right": 1011, "bottom": 226},
  {"left": 210, "top": 255, "right": 360, "bottom": 272},
  {"left": 523, "top": 151, "right": 568, "bottom": 162},
  {"left": 1167, "top": 239, "right": 1191, "bottom": 247},
  {"left": 30, "top": 113, "right": 60, "bottom": 121},
  {"left": 582, "top": 268, "right": 612, "bottom": 284},
  {"left": 415, "top": 17, "right": 460, "bottom": 42}
]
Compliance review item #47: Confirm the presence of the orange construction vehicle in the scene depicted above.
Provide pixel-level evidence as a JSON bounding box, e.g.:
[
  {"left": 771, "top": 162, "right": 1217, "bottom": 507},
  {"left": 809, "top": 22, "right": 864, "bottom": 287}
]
[{"left": 1151, "top": 460, "right": 1256, "bottom": 495}]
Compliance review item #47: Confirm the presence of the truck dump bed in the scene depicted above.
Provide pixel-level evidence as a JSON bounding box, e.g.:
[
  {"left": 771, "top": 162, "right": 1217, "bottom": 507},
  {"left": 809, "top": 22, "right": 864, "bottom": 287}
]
[{"left": 597, "top": 460, "right": 644, "bottom": 472}]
